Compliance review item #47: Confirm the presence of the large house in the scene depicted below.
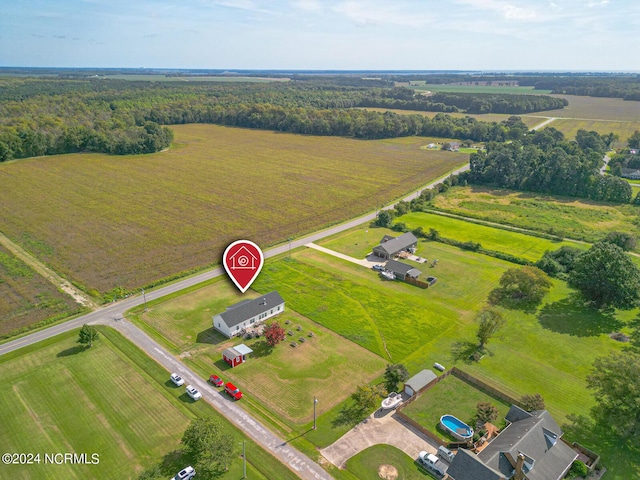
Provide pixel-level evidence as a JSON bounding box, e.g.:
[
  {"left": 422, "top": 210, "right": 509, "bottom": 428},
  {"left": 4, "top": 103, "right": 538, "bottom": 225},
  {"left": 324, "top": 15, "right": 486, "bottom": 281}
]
[
  {"left": 212, "top": 291, "right": 285, "bottom": 338},
  {"left": 373, "top": 232, "right": 418, "bottom": 260},
  {"left": 385, "top": 259, "right": 422, "bottom": 281},
  {"left": 446, "top": 406, "right": 578, "bottom": 480}
]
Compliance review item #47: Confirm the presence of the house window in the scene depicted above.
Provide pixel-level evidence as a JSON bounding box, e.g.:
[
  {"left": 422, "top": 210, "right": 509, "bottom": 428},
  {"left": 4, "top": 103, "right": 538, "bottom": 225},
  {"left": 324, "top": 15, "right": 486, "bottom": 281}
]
[
  {"left": 270, "top": 309, "right": 273, "bottom": 314},
  {"left": 277, "top": 306, "right": 281, "bottom": 311}
]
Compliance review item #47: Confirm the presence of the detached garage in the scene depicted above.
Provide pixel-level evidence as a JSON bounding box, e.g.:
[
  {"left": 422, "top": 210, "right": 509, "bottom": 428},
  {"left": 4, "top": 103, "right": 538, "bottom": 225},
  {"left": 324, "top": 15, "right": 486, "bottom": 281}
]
[{"left": 404, "top": 369, "right": 437, "bottom": 397}]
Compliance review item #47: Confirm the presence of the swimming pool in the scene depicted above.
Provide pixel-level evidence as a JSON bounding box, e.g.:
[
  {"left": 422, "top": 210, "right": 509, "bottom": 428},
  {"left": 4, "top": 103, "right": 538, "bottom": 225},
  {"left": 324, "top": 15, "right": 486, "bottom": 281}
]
[{"left": 440, "top": 414, "right": 474, "bottom": 441}]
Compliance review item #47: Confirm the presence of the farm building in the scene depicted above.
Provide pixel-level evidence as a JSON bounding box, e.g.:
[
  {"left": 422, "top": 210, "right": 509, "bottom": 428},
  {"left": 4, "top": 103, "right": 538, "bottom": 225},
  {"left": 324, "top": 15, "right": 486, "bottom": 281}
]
[
  {"left": 622, "top": 168, "right": 640, "bottom": 180},
  {"left": 447, "top": 405, "right": 578, "bottom": 480},
  {"left": 385, "top": 259, "right": 422, "bottom": 281},
  {"left": 403, "top": 369, "right": 437, "bottom": 397},
  {"left": 373, "top": 232, "right": 418, "bottom": 260},
  {"left": 213, "top": 291, "right": 285, "bottom": 338},
  {"left": 222, "top": 344, "right": 254, "bottom": 368}
]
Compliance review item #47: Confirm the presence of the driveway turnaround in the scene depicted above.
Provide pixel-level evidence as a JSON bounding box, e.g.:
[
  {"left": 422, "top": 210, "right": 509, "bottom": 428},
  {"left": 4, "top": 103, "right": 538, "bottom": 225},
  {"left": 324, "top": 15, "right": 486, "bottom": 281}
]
[
  {"left": 97, "top": 316, "right": 332, "bottom": 480},
  {"left": 320, "top": 409, "right": 440, "bottom": 468}
]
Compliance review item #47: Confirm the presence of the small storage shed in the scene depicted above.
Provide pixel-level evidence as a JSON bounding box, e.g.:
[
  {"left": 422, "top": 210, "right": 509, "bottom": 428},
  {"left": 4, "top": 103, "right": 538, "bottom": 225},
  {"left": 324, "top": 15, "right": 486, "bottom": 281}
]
[
  {"left": 222, "top": 343, "right": 253, "bottom": 368},
  {"left": 385, "top": 259, "right": 422, "bottom": 281},
  {"left": 404, "top": 369, "right": 437, "bottom": 397}
]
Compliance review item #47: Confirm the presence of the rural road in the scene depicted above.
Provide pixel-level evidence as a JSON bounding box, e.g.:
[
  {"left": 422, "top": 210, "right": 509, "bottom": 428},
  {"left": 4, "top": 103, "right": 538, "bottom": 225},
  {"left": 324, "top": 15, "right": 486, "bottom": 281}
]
[{"left": 0, "top": 159, "right": 469, "bottom": 479}]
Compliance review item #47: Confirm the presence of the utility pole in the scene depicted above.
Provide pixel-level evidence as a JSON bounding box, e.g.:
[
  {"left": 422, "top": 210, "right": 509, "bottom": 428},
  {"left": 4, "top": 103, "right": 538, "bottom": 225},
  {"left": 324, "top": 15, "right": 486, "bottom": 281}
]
[
  {"left": 243, "top": 440, "right": 246, "bottom": 478},
  {"left": 288, "top": 237, "right": 293, "bottom": 259},
  {"left": 313, "top": 396, "right": 318, "bottom": 430},
  {"left": 142, "top": 288, "right": 148, "bottom": 312}
]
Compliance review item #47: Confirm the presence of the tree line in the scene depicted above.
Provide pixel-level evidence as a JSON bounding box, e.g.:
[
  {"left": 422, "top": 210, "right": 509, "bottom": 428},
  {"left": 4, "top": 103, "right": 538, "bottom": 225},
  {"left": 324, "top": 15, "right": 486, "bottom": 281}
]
[{"left": 467, "top": 128, "right": 632, "bottom": 203}]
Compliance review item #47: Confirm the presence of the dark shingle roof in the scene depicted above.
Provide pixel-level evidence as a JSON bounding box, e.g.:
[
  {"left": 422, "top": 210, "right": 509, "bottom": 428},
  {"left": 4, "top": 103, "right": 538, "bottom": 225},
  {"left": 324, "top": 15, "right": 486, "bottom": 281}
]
[
  {"left": 375, "top": 232, "right": 418, "bottom": 255},
  {"left": 478, "top": 410, "right": 577, "bottom": 480},
  {"left": 218, "top": 291, "right": 284, "bottom": 328},
  {"left": 447, "top": 449, "right": 505, "bottom": 480},
  {"left": 385, "top": 259, "right": 422, "bottom": 278}
]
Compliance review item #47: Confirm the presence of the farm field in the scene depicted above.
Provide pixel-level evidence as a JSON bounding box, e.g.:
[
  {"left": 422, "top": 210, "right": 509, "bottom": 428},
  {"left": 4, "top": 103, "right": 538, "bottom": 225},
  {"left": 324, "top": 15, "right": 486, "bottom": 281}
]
[
  {"left": 396, "top": 211, "right": 584, "bottom": 262},
  {"left": 129, "top": 277, "right": 387, "bottom": 425},
  {"left": 549, "top": 118, "right": 640, "bottom": 146},
  {"left": 410, "top": 84, "right": 552, "bottom": 95},
  {"left": 431, "top": 186, "right": 640, "bottom": 247},
  {"left": 0, "top": 244, "right": 83, "bottom": 337},
  {"left": 0, "top": 124, "right": 466, "bottom": 296},
  {"left": 541, "top": 94, "right": 640, "bottom": 122},
  {"left": 345, "top": 445, "right": 434, "bottom": 480},
  {"left": 402, "top": 374, "right": 511, "bottom": 442},
  {"left": 0, "top": 327, "right": 298, "bottom": 480}
]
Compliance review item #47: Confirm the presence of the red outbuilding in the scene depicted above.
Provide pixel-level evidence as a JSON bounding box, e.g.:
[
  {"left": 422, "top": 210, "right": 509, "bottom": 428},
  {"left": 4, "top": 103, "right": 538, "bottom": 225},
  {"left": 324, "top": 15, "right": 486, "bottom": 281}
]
[{"left": 222, "top": 344, "right": 253, "bottom": 368}]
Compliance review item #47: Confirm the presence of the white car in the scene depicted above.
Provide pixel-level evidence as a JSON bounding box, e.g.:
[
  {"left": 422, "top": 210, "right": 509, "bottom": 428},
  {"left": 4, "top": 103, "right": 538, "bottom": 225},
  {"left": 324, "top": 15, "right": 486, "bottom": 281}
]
[
  {"left": 173, "top": 465, "right": 196, "bottom": 480},
  {"left": 170, "top": 373, "right": 185, "bottom": 386},
  {"left": 185, "top": 385, "right": 202, "bottom": 401}
]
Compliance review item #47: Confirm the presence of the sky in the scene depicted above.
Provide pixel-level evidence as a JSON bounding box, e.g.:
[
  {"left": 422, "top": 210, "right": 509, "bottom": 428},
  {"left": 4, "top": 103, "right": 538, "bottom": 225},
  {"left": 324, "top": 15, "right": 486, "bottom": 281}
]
[{"left": 0, "top": 0, "right": 639, "bottom": 71}]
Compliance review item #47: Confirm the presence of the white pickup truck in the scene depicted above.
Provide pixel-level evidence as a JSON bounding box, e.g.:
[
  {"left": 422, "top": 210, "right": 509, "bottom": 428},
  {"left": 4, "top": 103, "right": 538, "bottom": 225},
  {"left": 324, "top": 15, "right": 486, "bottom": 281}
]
[{"left": 418, "top": 451, "right": 448, "bottom": 477}]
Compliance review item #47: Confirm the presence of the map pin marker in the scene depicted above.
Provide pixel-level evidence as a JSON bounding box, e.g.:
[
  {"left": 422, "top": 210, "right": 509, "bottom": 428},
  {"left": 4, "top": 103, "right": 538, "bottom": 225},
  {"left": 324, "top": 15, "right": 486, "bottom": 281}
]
[{"left": 222, "top": 240, "right": 264, "bottom": 293}]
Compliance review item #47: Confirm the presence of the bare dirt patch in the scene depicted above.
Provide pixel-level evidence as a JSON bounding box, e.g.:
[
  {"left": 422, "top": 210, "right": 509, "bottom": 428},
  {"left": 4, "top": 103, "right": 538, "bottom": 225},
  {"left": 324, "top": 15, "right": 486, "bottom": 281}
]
[{"left": 378, "top": 464, "right": 399, "bottom": 479}]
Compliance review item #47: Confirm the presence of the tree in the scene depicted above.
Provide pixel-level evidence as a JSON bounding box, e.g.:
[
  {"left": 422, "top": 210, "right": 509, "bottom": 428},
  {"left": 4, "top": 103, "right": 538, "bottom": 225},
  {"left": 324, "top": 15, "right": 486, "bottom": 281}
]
[
  {"left": 475, "top": 308, "right": 505, "bottom": 348},
  {"left": 264, "top": 321, "right": 286, "bottom": 347},
  {"left": 375, "top": 209, "right": 394, "bottom": 228},
  {"left": 569, "top": 241, "right": 640, "bottom": 309},
  {"left": 586, "top": 352, "right": 640, "bottom": 439},
  {"left": 628, "top": 130, "right": 640, "bottom": 149},
  {"left": 352, "top": 384, "right": 385, "bottom": 412},
  {"left": 520, "top": 393, "right": 545, "bottom": 412},
  {"left": 384, "top": 364, "right": 409, "bottom": 393},
  {"left": 181, "top": 417, "right": 237, "bottom": 478},
  {"left": 475, "top": 402, "right": 499, "bottom": 427},
  {"left": 78, "top": 324, "right": 99, "bottom": 347},
  {"left": 604, "top": 231, "right": 637, "bottom": 252},
  {"left": 535, "top": 246, "right": 582, "bottom": 278},
  {"left": 494, "top": 266, "right": 552, "bottom": 304}
]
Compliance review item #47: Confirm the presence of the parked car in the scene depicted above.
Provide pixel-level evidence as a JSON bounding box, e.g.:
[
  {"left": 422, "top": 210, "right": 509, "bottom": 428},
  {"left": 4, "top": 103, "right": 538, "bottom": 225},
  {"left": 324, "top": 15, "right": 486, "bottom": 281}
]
[
  {"left": 185, "top": 385, "right": 202, "bottom": 401},
  {"left": 418, "top": 451, "right": 447, "bottom": 476},
  {"left": 372, "top": 264, "right": 384, "bottom": 271},
  {"left": 224, "top": 382, "right": 243, "bottom": 400},
  {"left": 173, "top": 465, "right": 196, "bottom": 480},
  {"left": 209, "top": 374, "right": 224, "bottom": 387},
  {"left": 170, "top": 373, "right": 185, "bottom": 386}
]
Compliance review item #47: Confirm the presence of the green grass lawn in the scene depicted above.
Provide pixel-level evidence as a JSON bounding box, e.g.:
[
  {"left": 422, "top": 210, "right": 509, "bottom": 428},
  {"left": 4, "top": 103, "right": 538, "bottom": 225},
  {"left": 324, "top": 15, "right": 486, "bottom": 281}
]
[
  {"left": 345, "top": 445, "right": 435, "bottom": 480},
  {"left": 129, "top": 276, "right": 386, "bottom": 426},
  {"left": 316, "top": 225, "right": 396, "bottom": 259},
  {"left": 402, "top": 374, "right": 511, "bottom": 442},
  {"left": 432, "top": 185, "right": 640, "bottom": 248},
  {"left": 396, "top": 211, "right": 585, "bottom": 261},
  {"left": 0, "top": 327, "right": 299, "bottom": 480}
]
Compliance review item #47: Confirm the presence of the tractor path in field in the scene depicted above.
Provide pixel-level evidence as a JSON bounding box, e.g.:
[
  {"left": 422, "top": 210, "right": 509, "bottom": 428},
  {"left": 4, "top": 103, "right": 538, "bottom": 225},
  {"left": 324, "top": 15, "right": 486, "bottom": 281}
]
[
  {"left": 320, "top": 408, "right": 440, "bottom": 468},
  {"left": 0, "top": 231, "right": 97, "bottom": 308},
  {"left": 95, "top": 316, "right": 333, "bottom": 480}
]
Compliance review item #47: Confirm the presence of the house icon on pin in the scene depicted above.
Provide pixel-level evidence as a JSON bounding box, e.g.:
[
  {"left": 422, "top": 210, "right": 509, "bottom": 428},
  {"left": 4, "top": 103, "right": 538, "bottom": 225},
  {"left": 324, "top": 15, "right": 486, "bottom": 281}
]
[{"left": 228, "top": 246, "right": 258, "bottom": 270}]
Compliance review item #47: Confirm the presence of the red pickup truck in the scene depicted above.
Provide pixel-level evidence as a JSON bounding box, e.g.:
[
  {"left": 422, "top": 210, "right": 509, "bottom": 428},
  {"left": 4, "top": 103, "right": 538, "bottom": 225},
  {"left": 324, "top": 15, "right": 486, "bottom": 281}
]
[{"left": 224, "top": 382, "right": 243, "bottom": 400}]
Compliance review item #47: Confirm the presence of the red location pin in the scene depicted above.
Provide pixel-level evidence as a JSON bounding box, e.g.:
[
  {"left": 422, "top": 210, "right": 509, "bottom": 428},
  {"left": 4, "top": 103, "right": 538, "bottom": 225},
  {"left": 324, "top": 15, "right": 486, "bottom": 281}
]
[{"left": 222, "top": 240, "right": 264, "bottom": 293}]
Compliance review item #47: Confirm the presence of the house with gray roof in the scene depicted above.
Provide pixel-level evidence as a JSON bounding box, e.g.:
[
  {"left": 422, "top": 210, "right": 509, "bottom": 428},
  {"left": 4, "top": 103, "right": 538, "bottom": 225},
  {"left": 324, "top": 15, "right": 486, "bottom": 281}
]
[
  {"left": 213, "top": 291, "right": 284, "bottom": 338},
  {"left": 385, "top": 259, "right": 422, "bottom": 281},
  {"left": 373, "top": 232, "right": 418, "bottom": 260},
  {"left": 447, "top": 405, "right": 578, "bottom": 480}
]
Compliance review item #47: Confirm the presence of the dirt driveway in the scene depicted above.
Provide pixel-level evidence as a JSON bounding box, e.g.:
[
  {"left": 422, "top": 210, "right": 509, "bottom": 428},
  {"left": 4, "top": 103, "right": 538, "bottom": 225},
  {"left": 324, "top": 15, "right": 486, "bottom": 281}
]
[{"left": 320, "top": 409, "right": 441, "bottom": 468}]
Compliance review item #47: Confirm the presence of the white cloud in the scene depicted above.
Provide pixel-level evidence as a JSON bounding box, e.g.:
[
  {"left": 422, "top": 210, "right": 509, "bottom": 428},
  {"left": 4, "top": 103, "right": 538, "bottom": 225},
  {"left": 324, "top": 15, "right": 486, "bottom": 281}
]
[
  {"left": 291, "top": 0, "right": 323, "bottom": 13},
  {"left": 456, "top": 0, "right": 538, "bottom": 21},
  {"left": 332, "top": 1, "right": 431, "bottom": 27}
]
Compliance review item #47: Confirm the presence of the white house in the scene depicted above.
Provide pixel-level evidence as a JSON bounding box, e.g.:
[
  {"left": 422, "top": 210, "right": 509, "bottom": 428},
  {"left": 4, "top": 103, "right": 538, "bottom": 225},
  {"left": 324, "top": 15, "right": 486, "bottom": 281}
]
[{"left": 212, "top": 291, "right": 285, "bottom": 338}]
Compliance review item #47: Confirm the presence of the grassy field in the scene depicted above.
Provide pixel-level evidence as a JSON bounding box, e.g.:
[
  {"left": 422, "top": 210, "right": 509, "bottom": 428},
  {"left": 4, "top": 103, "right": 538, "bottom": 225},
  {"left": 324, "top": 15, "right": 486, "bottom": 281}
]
[
  {"left": 549, "top": 118, "right": 640, "bottom": 146},
  {"left": 0, "top": 125, "right": 466, "bottom": 296},
  {"left": 403, "top": 374, "right": 512, "bottom": 442},
  {"left": 0, "top": 244, "right": 83, "bottom": 337},
  {"left": 410, "top": 84, "right": 552, "bottom": 95},
  {"left": 345, "top": 445, "right": 435, "bottom": 480},
  {"left": 431, "top": 186, "right": 640, "bottom": 247},
  {"left": 396, "top": 211, "right": 584, "bottom": 262},
  {"left": 0, "top": 326, "right": 300, "bottom": 480},
  {"left": 130, "top": 276, "right": 386, "bottom": 425}
]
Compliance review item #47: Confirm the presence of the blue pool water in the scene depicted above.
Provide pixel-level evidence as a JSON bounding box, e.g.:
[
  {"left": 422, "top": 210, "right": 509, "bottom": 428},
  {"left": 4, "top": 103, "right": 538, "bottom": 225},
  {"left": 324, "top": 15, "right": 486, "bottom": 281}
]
[{"left": 440, "top": 414, "right": 473, "bottom": 439}]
